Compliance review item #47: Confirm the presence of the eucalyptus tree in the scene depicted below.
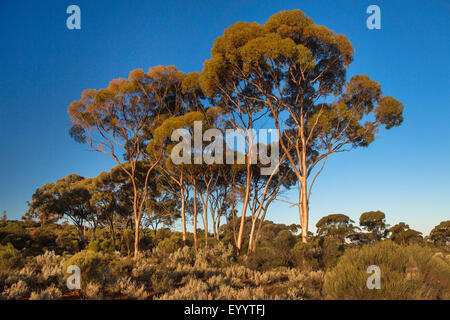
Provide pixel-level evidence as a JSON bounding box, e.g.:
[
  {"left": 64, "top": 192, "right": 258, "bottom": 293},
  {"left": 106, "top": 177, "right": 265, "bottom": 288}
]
[
  {"left": 315, "top": 213, "right": 359, "bottom": 242},
  {"left": 68, "top": 66, "right": 186, "bottom": 257},
  {"left": 27, "top": 174, "right": 92, "bottom": 245},
  {"left": 88, "top": 169, "right": 130, "bottom": 246},
  {"left": 209, "top": 164, "right": 233, "bottom": 241},
  {"left": 247, "top": 153, "right": 296, "bottom": 252},
  {"left": 359, "top": 210, "right": 390, "bottom": 241},
  {"left": 143, "top": 192, "right": 179, "bottom": 236},
  {"left": 389, "top": 222, "right": 422, "bottom": 246},
  {"left": 429, "top": 220, "right": 450, "bottom": 246},
  {"left": 25, "top": 183, "right": 60, "bottom": 227},
  {"left": 200, "top": 10, "right": 404, "bottom": 242},
  {"left": 199, "top": 24, "right": 274, "bottom": 251},
  {"left": 152, "top": 111, "right": 204, "bottom": 244},
  {"left": 148, "top": 71, "right": 210, "bottom": 244}
]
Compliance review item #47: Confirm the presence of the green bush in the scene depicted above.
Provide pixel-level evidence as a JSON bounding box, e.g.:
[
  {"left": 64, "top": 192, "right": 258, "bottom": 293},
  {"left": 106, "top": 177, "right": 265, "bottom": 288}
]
[
  {"left": 63, "top": 250, "right": 111, "bottom": 284},
  {"left": 32, "top": 229, "right": 57, "bottom": 248},
  {"left": 56, "top": 230, "right": 79, "bottom": 253},
  {"left": 157, "top": 233, "right": 184, "bottom": 254},
  {"left": 323, "top": 240, "right": 450, "bottom": 299},
  {"left": 88, "top": 239, "right": 115, "bottom": 254},
  {"left": 320, "top": 237, "right": 345, "bottom": 270},
  {"left": 139, "top": 236, "right": 153, "bottom": 251},
  {"left": 0, "top": 243, "right": 23, "bottom": 271},
  {"left": 291, "top": 241, "right": 321, "bottom": 271},
  {"left": 246, "top": 247, "right": 278, "bottom": 270}
]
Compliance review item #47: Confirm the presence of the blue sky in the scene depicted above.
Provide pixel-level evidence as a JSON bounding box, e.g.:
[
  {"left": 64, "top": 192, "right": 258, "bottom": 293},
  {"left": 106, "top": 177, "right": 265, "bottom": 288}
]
[{"left": 0, "top": 0, "right": 448, "bottom": 235}]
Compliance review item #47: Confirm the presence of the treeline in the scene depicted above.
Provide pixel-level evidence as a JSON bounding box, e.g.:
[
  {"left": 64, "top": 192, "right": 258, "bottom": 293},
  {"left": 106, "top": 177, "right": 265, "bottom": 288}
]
[
  {"left": 28, "top": 9, "right": 407, "bottom": 257},
  {"left": 19, "top": 193, "right": 450, "bottom": 258}
]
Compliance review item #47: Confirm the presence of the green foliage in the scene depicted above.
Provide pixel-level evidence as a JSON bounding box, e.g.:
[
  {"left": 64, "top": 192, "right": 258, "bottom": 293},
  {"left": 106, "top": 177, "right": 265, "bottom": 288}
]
[
  {"left": 88, "top": 239, "right": 115, "bottom": 254},
  {"left": 359, "top": 210, "right": 389, "bottom": 241},
  {"left": 429, "top": 220, "right": 449, "bottom": 246},
  {"left": 290, "top": 241, "right": 321, "bottom": 271},
  {"left": 0, "top": 243, "right": 23, "bottom": 271},
  {"left": 0, "top": 221, "right": 32, "bottom": 250},
  {"left": 56, "top": 230, "right": 79, "bottom": 253},
  {"left": 246, "top": 229, "right": 297, "bottom": 270},
  {"left": 389, "top": 222, "right": 422, "bottom": 246},
  {"left": 246, "top": 247, "right": 279, "bottom": 271},
  {"left": 316, "top": 213, "right": 358, "bottom": 241},
  {"left": 31, "top": 229, "right": 57, "bottom": 248},
  {"left": 63, "top": 250, "right": 111, "bottom": 284},
  {"left": 156, "top": 233, "right": 184, "bottom": 254},
  {"left": 320, "top": 237, "right": 345, "bottom": 270},
  {"left": 323, "top": 241, "right": 450, "bottom": 299}
]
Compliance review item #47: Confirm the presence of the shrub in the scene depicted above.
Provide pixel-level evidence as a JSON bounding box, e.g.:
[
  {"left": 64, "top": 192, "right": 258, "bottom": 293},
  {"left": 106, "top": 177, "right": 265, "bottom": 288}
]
[
  {"left": 193, "top": 242, "right": 236, "bottom": 269},
  {"left": 323, "top": 241, "right": 450, "bottom": 299},
  {"left": 320, "top": 237, "right": 345, "bottom": 270},
  {"left": 56, "top": 230, "right": 79, "bottom": 253},
  {"left": 0, "top": 233, "right": 31, "bottom": 250},
  {"left": 1, "top": 280, "right": 29, "bottom": 299},
  {"left": 88, "top": 239, "right": 115, "bottom": 254},
  {"left": 62, "top": 250, "right": 111, "bottom": 285},
  {"left": 157, "top": 233, "right": 184, "bottom": 254},
  {"left": 31, "top": 229, "right": 57, "bottom": 248},
  {"left": 0, "top": 243, "right": 23, "bottom": 271},
  {"left": 139, "top": 236, "right": 153, "bottom": 251},
  {"left": 246, "top": 247, "right": 278, "bottom": 271},
  {"left": 111, "top": 276, "right": 148, "bottom": 300},
  {"left": 29, "top": 284, "right": 62, "bottom": 300},
  {"left": 83, "top": 282, "right": 103, "bottom": 300},
  {"left": 273, "top": 230, "right": 296, "bottom": 257},
  {"left": 291, "top": 241, "right": 321, "bottom": 271}
]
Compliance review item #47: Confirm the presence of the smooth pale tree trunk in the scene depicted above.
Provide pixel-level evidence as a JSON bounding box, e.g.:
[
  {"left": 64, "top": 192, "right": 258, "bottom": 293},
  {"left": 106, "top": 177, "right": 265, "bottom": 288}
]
[
  {"left": 236, "top": 163, "right": 252, "bottom": 254},
  {"left": 204, "top": 204, "right": 208, "bottom": 248},
  {"left": 180, "top": 186, "right": 187, "bottom": 244},
  {"left": 216, "top": 216, "right": 221, "bottom": 241},
  {"left": 231, "top": 184, "right": 237, "bottom": 245},
  {"left": 134, "top": 221, "right": 140, "bottom": 258},
  {"left": 299, "top": 178, "right": 309, "bottom": 243},
  {"left": 248, "top": 219, "right": 257, "bottom": 254},
  {"left": 193, "top": 186, "right": 198, "bottom": 250}
]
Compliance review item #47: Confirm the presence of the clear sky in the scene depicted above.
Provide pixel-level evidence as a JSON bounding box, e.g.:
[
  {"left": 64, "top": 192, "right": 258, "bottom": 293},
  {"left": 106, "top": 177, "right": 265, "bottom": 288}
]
[{"left": 0, "top": 0, "right": 449, "bottom": 235}]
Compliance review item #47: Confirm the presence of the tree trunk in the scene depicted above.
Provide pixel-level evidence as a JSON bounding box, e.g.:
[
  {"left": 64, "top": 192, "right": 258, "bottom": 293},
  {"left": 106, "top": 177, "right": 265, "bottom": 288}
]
[
  {"left": 193, "top": 185, "right": 198, "bottom": 250},
  {"left": 248, "top": 218, "right": 257, "bottom": 254},
  {"left": 204, "top": 204, "right": 208, "bottom": 248},
  {"left": 77, "top": 224, "right": 86, "bottom": 248},
  {"left": 134, "top": 219, "right": 140, "bottom": 259},
  {"left": 300, "top": 179, "right": 309, "bottom": 243},
  {"left": 180, "top": 186, "right": 187, "bottom": 244},
  {"left": 109, "top": 220, "right": 116, "bottom": 248},
  {"left": 236, "top": 164, "right": 252, "bottom": 254},
  {"left": 216, "top": 216, "right": 221, "bottom": 241}
]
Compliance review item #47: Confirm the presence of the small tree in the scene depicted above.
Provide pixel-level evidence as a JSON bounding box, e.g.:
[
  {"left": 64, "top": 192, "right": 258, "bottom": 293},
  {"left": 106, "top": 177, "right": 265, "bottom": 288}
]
[
  {"left": 389, "top": 222, "right": 422, "bottom": 246},
  {"left": 25, "top": 185, "right": 60, "bottom": 227},
  {"left": 429, "top": 220, "right": 450, "bottom": 246},
  {"left": 27, "top": 174, "right": 92, "bottom": 245},
  {"left": 316, "top": 213, "right": 358, "bottom": 242},
  {"left": 359, "top": 210, "right": 389, "bottom": 241},
  {"left": 2, "top": 210, "right": 6, "bottom": 222}
]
